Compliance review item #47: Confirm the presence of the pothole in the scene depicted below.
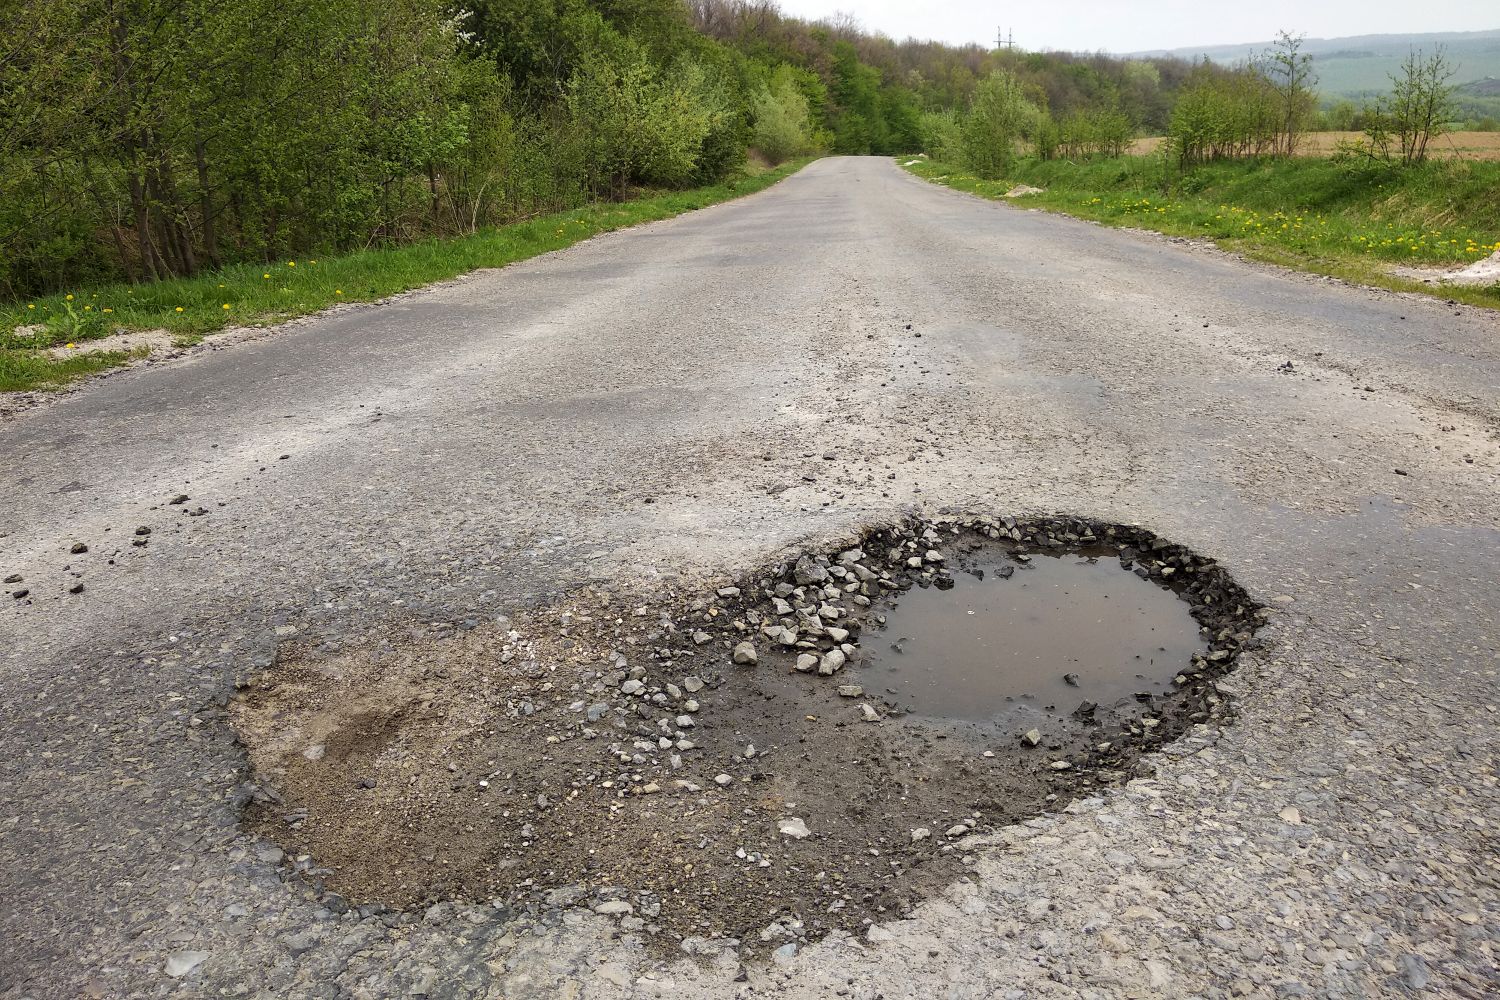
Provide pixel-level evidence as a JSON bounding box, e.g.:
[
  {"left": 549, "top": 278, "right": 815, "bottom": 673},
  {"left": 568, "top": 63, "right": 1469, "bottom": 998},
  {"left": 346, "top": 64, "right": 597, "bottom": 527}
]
[
  {"left": 865, "top": 548, "right": 1203, "bottom": 725},
  {"left": 229, "top": 513, "right": 1265, "bottom": 958}
]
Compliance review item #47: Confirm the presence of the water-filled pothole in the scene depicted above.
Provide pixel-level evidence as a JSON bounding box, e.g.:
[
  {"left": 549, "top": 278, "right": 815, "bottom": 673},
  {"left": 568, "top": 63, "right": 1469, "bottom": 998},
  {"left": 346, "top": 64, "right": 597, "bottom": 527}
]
[
  {"left": 868, "top": 549, "right": 1203, "bottom": 724},
  {"left": 230, "top": 513, "right": 1264, "bottom": 958}
]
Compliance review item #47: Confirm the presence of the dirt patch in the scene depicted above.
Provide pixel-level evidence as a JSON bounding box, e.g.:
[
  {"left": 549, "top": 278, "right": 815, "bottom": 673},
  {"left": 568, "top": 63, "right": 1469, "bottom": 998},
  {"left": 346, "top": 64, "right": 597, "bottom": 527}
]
[
  {"left": 1392, "top": 249, "right": 1500, "bottom": 289},
  {"left": 44, "top": 329, "right": 179, "bottom": 359},
  {"left": 229, "top": 513, "right": 1265, "bottom": 955}
]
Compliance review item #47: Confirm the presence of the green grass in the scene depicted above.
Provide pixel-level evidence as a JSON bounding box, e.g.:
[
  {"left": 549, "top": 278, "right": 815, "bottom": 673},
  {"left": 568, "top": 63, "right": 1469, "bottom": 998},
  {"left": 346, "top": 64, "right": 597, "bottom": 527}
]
[
  {"left": 902, "top": 155, "right": 1500, "bottom": 310},
  {"left": 1, "top": 158, "right": 814, "bottom": 394}
]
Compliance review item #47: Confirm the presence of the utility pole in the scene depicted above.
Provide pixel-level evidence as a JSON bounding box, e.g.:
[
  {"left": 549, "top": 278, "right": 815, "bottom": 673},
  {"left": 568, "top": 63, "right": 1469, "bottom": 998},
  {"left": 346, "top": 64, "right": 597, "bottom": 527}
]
[{"left": 996, "top": 27, "right": 1015, "bottom": 52}]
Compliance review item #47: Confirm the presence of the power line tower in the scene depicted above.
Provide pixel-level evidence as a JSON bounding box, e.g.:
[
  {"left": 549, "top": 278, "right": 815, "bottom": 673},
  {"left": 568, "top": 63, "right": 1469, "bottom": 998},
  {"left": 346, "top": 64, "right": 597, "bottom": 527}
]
[{"left": 997, "top": 27, "right": 1015, "bottom": 52}]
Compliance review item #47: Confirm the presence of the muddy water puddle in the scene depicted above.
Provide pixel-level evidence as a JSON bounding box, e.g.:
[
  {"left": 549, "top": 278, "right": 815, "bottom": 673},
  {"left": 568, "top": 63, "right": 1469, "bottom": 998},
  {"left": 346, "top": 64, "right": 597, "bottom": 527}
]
[{"left": 866, "top": 550, "right": 1204, "bottom": 725}]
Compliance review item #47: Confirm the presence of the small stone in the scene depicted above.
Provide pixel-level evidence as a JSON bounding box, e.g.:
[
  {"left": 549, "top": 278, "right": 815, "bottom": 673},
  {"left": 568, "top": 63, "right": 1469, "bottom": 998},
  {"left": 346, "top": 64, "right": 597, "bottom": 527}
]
[
  {"left": 793, "top": 556, "right": 829, "bottom": 586},
  {"left": 732, "top": 641, "right": 758, "bottom": 666},
  {"left": 717, "top": 586, "right": 741, "bottom": 598},
  {"left": 620, "top": 679, "right": 644, "bottom": 695},
  {"left": 714, "top": 773, "right": 734, "bottom": 786},
  {"left": 818, "top": 649, "right": 846, "bottom": 675},
  {"left": 945, "top": 824, "right": 969, "bottom": 838},
  {"left": 911, "top": 828, "right": 931, "bottom": 842},
  {"left": 837, "top": 685, "right": 863, "bottom": 698},
  {"left": 1049, "top": 760, "right": 1072, "bottom": 770},
  {"left": 302, "top": 744, "right": 326, "bottom": 762},
  {"left": 1279, "top": 806, "right": 1302, "bottom": 825},
  {"left": 794, "top": 653, "right": 818, "bottom": 673},
  {"left": 1022, "top": 729, "right": 1042, "bottom": 747},
  {"left": 777, "top": 817, "right": 811, "bottom": 840},
  {"left": 683, "top": 675, "right": 704, "bottom": 693},
  {"left": 593, "top": 901, "right": 633, "bottom": 916},
  {"left": 1063, "top": 672, "right": 1080, "bottom": 686},
  {"left": 2, "top": 574, "right": 19, "bottom": 584},
  {"left": 859, "top": 703, "right": 879, "bottom": 722},
  {"left": 134, "top": 525, "right": 151, "bottom": 536},
  {"left": 164, "top": 951, "right": 210, "bottom": 978},
  {"left": 692, "top": 631, "right": 710, "bottom": 645},
  {"left": 70, "top": 542, "right": 88, "bottom": 554},
  {"left": 675, "top": 714, "right": 695, "bottom": 728}
]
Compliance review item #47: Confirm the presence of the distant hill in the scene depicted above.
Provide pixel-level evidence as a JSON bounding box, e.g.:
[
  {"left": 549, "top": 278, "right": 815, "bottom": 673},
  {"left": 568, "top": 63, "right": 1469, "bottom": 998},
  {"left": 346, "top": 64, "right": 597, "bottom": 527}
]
[{"left": 1130, "top": 29, "right": 1500, "bottom": 99}]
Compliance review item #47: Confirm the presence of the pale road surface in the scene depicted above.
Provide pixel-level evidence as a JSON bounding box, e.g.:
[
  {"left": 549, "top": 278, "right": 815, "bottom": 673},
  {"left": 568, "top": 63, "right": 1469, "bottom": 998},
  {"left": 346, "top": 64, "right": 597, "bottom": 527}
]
[{"left": 2, "top": 157, "right": 1497, "bottom": 998}]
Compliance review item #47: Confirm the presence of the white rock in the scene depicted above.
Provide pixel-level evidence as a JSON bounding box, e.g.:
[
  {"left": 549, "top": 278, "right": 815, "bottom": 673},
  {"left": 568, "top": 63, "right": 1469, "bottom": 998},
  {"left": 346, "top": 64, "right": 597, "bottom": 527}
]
[{"left": 777, "top": 817, "right": 811, "bottom": 839}]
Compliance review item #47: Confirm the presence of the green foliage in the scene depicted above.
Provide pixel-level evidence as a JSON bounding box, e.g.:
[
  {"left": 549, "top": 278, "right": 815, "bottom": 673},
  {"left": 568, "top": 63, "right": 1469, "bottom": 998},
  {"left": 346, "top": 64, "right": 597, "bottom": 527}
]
[
  {"left": 960, "top": 70, "right": 1037, "bottom": 179},
  {"left": 1167, "top": 65, "right": 1282, "bottom": 165},
  {"left": 920, "top": 112, "right": 965, "bottom": 164},
  {"left": 752, "top": 67, "right": 816, "bottom": 164},
  {"left": 0, "top": 157, "right": 813, "bottom": 391}
]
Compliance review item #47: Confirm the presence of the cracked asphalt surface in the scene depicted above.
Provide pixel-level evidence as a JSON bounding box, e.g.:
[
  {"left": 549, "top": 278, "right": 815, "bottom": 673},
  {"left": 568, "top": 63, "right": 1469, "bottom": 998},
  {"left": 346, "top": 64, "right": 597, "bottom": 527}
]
[{"left": 2, "top": 156, "right": 1497, "bottom": 999}]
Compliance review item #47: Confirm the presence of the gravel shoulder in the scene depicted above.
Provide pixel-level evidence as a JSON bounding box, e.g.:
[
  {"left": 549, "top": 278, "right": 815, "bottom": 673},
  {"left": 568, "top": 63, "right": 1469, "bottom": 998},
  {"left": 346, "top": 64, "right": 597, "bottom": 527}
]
[{"left": 1, "top": 156, "right": 1497, "bottom": 1000}]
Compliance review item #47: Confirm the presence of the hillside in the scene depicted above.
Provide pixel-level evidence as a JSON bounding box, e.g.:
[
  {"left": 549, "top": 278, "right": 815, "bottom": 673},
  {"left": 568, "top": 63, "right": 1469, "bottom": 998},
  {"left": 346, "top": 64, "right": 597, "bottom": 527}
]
[{"left": 1132, "top": 29, "right": 1500, "bottom": 97}]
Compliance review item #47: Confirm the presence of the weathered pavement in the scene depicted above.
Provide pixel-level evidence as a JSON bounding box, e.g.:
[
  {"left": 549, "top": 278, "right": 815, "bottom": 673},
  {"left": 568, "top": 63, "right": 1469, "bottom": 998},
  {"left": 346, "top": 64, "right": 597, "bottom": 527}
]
[{"left": 2, "top": 156, "right": 1496, "bottom": 998}]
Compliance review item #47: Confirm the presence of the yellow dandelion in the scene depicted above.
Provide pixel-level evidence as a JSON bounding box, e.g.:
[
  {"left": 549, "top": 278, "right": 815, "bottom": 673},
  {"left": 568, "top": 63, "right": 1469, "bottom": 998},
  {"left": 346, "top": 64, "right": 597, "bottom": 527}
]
[
  {"left": 66, "top": 342, "right": 75, "bottom": 349},
  {"left": 103, "top": 308, "right": 113, "bottom": 313},
  {"left": 27, "top": 303, "right": 35, "bottom": 309},
  {"left": 66, "top": 294, "right": 74, "bottom": 301},
  {"left": 288, "top": 261, "right": 296, "bottom": 267},
  {"left": 84, "top": 305, "right": 92, "bottom": 311},
  {"left": 335, "top": 289, "right": 342, "bottom": 295},
  {"left": 175, "top": 307, "right": 184, "bottom": 313}
]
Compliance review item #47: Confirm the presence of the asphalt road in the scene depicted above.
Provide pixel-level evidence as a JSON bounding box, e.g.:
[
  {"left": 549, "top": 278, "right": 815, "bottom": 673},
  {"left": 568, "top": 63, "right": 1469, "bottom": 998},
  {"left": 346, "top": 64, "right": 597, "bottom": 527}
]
[{"left": 2, "top": 157, "right": 1497, "bottom": 999}]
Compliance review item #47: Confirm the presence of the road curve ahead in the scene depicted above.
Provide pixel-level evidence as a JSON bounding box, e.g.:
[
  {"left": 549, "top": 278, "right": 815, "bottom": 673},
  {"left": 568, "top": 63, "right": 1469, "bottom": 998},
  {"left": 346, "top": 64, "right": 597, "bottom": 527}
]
[{"left": 2, "top": 157, "right": 1497, "bottom": 999}]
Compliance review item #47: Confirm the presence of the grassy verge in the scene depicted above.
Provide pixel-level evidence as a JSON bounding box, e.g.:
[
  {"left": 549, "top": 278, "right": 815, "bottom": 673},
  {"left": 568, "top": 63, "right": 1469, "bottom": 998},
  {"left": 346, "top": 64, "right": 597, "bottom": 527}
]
[
  {"left": 901, "top": 155, "right": 1500, "bottom": 310},
  {"left": 1, "top": 157, "right": 814, "bottom": 394}
]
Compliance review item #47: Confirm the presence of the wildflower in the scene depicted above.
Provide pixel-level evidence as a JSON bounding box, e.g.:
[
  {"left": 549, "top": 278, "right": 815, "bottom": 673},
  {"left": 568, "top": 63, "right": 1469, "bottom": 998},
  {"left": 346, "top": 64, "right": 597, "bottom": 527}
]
[
  {"left": 288, "top": 261, "right": 295, "bottom": 267},
  {"left": 335, "top": 289, "right": 342, "bottom": 295},
  {"left": 175, "top": 307, "right": 184, "bottom": 313},
  {"left": 66, "top": 342, "right": 75, "bottom": 349},
  {"left": 66, "top": 294, "right": 74, "bottom": 301},
  {"left": 27, "top": 303, "right": 34, "bottom": 309},
  {"left": 103, "top": 308, "right": 113, "bottom": 313},
  {"left": 264, "top": 273, "right": 270, "bottom": 279},
  {"left": 84, "top": 305, "right": 92, "bottom": 311},
  {"left": 222, "top": 304, "right": 230, "bottom": 310}
]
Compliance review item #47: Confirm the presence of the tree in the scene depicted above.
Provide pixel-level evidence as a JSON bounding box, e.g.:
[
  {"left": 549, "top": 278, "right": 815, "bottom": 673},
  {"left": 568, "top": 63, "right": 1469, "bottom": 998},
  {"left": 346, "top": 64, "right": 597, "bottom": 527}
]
[
  {"left": 751, "top": 66, "right": 814, "bottom": 163},
  {"left": 1384, "top": 46, "right": 1458, "bottom": 165},
  {"left": 1259, "top": 31, "right": 1316, "bottom": 156},
  {"left": 961, "top": 69, "right": 1034, "bottom": 179}
]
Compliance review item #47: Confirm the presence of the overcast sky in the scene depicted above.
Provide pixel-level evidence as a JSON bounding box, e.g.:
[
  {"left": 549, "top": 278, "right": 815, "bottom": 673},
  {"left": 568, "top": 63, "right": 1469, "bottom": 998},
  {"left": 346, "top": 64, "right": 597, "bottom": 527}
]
[{"left": 772, "top": 1, "right": 1499, "bottom": 54}]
